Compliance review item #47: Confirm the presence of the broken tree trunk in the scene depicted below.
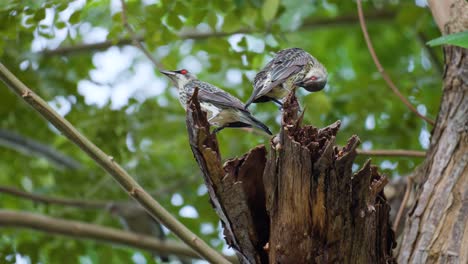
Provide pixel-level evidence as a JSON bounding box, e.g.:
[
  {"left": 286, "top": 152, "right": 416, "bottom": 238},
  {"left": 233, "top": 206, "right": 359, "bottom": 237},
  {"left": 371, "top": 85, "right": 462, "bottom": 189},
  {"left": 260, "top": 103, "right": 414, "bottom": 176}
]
[{"left": 186, "top": 90, "right": 396, "bottom": 263}]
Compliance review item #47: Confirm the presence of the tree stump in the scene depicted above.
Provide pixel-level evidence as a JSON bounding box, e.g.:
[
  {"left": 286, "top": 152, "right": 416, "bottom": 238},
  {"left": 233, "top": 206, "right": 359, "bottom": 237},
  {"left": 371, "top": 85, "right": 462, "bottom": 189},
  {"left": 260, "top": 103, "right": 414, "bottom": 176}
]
[{"left": 186, "top": 89, "right": 396, "bottom": 264}]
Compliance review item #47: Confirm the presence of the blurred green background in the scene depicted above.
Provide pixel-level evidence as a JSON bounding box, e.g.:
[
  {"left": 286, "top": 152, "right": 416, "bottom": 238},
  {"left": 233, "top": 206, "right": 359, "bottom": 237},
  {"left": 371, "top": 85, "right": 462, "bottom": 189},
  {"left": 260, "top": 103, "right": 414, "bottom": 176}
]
[{"left": 0, "top": 0, "right": 442, "bottom": 263}]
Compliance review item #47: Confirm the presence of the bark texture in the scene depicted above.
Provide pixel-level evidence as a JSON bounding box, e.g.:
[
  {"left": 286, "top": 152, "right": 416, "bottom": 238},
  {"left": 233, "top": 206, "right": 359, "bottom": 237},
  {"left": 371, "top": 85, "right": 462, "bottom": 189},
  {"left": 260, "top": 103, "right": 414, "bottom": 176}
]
[
  {"left": 397, "top": 2, "right": 468, "bottom": 263},
  {"left": 186, "top": 90, "right": 396, "bottom": 263},
  {"left": 186, "top": 88, "right": 269, "bottom": 263}
]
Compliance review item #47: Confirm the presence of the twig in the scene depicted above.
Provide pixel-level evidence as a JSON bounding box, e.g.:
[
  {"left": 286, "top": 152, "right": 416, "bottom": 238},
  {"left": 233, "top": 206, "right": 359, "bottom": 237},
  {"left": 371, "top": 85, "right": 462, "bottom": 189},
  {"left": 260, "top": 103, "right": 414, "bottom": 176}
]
[
  {"left": 39, "top": 11, "right": 395, "bottom": 56},
  {"left": 0, "top": 129, "right": 82, "bottom": 170},
  {"left": 393, "top": 177, "right": 412, "bottom": 231},
  {"left": 40, "top": 38, "right": 138, "bottom": 56},
  {"left": 0, "top": 210, "right": 238, "bottom": 263},
  {"left": 0, "top": 186, "right": 109, "bottom": 209},
  {"left": 356, "top": 149, "right": 426, "bottom": 158},
  {"left": 356, "top": 0, "right": 435, "bottom": 125},
  {"left": 119, "top": 0, "right": 164, "bottom": 69},
  {"left": 0, "top": 63, "right": 230, "bottom": 264}
]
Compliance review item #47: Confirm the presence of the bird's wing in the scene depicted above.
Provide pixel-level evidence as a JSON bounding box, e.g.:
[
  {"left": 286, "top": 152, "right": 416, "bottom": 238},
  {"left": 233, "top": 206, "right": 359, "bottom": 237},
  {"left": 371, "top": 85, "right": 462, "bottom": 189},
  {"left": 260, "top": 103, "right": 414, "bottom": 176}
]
[
  {"left": 254, "top": 49, "right": 311, "bottom": 97},
  {"left": 191, "top": 81, "right": 246, "bottom": 111}
]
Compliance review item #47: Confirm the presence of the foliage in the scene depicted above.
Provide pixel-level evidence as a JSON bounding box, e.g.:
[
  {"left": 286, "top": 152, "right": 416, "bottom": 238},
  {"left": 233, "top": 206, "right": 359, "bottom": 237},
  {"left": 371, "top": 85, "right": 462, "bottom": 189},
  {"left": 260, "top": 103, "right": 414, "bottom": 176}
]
[
  {"left": 427, "top": 30, "right": 468, "bottom": 48},
  {"left": 0, "top": 0, "right": 442, "bottom": 263}
]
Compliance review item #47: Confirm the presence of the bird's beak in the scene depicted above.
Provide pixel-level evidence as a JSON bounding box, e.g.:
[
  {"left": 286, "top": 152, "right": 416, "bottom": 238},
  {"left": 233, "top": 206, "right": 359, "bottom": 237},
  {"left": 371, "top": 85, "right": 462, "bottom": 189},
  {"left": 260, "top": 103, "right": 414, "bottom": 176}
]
[{"left": 160, "top": 70, "right": 176, "bottom": 76}]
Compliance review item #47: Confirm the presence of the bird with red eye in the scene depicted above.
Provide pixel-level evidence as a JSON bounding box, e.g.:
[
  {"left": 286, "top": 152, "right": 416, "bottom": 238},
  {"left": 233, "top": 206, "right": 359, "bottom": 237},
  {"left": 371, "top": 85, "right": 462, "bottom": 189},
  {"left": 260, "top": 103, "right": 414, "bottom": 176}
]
[
  {"left": 160, "top": 68, "right": 272, "bottom": 135},
  {"left": 245, "top": 47, "right": 328, "bottom": 109}
]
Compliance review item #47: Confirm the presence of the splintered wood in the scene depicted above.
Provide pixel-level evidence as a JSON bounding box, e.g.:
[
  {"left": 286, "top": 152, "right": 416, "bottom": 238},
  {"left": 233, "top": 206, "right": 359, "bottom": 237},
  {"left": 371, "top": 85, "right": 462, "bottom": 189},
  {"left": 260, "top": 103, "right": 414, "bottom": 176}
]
[{"left": 186, "top": 90, "right": 396, "bottom": 264}]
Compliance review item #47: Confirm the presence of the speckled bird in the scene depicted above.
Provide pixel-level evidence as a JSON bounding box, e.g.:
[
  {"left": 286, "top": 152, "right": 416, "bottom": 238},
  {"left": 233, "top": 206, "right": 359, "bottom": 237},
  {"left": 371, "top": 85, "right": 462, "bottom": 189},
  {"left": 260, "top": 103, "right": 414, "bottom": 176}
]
[
  {"left": 161, "top": 69, "right": 272, "bottom": 135},
  {"left": 245, "top": 48, "right": 328, "bottom": 109}
]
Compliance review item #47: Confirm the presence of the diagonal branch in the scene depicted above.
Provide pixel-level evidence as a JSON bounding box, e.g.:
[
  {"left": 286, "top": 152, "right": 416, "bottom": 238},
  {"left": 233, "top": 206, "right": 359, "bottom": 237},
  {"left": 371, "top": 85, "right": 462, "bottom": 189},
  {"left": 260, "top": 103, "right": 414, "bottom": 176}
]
[
  {"left": 0, "top": 63, "right": 230, "bottom": 264},
  {"left": 0, "top": 210, "right": 238, "bottom": 263},
  {"left": 0, "top": 129, "right": 82, "bottom": 170},
  {"left": 119, "top": 0, "right": 164, "bottom": 69},
  {"left": 356, "top": 0, "right": 435, "bottom": 125},
  {"left": 0, "top": 186, "right": 109, "bottom": 209}
]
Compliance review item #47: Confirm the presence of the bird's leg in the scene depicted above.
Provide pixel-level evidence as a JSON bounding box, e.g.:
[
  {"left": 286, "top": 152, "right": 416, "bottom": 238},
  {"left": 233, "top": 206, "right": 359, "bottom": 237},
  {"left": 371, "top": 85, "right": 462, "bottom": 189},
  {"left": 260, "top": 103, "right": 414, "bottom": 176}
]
[{"left": 271, "top": 98, "right": 283, "bottom": 107}]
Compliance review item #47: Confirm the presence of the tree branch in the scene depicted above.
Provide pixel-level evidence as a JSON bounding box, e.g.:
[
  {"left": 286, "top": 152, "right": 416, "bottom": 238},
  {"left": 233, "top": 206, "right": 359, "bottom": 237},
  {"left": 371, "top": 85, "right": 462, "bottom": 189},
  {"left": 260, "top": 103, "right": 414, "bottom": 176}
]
[
  {"left": 0, "top": 129, "right": 82, "bottom": 170},
  {"left": 0, "top": 210, "right": 238, "bottom": 263},
  {"left": 39, "top": 11, "right": 395, "bottom": 56},
  {"left": 0, "top": 63, "right": 230, "bottom": 264},
  {"left": 40, "top": 38, "right": 138, "bottom": 56},
  {"left": 0, "top": 186, "right": 109, "bottom": 209},
  {"left": 356, "top": 149, "right": 426, "bottom": 158},
  {"left": 356, "top": 0, "right": 436, "bottom": 125}
]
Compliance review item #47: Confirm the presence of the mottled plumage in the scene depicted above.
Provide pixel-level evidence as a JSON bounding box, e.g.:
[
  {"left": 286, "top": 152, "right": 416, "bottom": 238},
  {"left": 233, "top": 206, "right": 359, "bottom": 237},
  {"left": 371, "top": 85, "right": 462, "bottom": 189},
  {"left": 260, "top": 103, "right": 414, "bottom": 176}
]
[
  {"left": 245, "top": 48, "right": 327, "bottom": 109},
  {"left": 161, "top": 69, "right": 272, "bottom": 135}
]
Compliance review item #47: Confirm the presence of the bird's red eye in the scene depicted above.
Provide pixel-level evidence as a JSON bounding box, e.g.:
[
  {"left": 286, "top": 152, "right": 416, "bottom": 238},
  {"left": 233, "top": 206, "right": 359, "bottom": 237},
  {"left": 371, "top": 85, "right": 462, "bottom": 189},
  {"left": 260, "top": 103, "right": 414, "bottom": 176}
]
[
  {"left": 180, "top": 69, "right": 187, "bottom": 74},
  {"left": 310, "top": 76, "right": 318, "bottom": 81}
]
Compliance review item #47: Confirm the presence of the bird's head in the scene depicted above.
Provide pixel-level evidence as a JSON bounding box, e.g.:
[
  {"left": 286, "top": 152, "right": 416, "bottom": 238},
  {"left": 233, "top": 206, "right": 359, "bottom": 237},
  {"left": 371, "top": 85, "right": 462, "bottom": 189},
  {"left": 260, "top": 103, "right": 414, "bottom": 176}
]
[
  {"left": 160, "top": 69, "right": 196, "bottom": 89},
  {"left": 297, "top": 62, "right": 328, "bottom": 92}
]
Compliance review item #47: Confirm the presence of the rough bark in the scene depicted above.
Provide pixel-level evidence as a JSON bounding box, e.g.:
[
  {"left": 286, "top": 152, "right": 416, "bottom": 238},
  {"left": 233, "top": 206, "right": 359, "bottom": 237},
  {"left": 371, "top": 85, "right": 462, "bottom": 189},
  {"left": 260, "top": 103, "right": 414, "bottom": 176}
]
[
  {"left": 397, "top": 2, "right": 468, "bottom": 263},
  {"left": 186, "top": 88, "right": 269, "bottom": 263},
  {"left": 186, "top": 90, "right": 396, "bottom": 263}
]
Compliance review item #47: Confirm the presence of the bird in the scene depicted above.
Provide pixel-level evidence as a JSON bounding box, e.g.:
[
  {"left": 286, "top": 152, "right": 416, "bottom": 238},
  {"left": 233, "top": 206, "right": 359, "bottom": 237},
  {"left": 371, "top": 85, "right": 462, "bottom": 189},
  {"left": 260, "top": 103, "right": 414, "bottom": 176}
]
[
  {"left": 160, "top": 69, "right": 272, "bottom": 135},
  {"left": 245, "top": 48, "right": 328, "bottom": 109},
  {"left": 107, "top": 202, "right": 170, "bottom": 262}
]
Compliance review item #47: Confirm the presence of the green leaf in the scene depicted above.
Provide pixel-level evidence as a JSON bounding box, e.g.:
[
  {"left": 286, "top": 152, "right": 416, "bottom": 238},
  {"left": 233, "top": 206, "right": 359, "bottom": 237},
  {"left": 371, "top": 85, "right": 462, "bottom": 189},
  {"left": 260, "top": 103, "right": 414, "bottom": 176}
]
[
  {"left": 249, "top": 0, "right": 263, "bottom": 8},
  {"left": 261, "top": 0, "right": 279, "bottom": 22},
  {"left": 55, "top": 21, "right": 66, "bottom": 29},
  {"left": 69, "top": 10, "right": 81, "bottom": 24},
  {"left": 33, "top": 8, "right": 46, "bottom": 22},
  {"left": 222, "top": 13, "right": 241, "bottom": 33},
  {"left": 167, "top": 14, "right": 183, "bottom": 30},
  {"left": 427, "top": 31, "right": 468, "bottom": 48}
]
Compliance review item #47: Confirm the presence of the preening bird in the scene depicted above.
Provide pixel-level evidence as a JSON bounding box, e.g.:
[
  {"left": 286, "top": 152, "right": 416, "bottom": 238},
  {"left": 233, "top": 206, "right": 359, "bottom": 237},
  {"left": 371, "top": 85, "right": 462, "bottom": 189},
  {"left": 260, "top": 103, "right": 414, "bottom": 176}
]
[
  {"left": 160, "top": 69, "right": 272, "bottom": 135},
  {"left": 107, "top": 202, "right": 169, "bottom": 262},
  {"left": 245, "top": 48, "right": 328, "bottom": 109}
]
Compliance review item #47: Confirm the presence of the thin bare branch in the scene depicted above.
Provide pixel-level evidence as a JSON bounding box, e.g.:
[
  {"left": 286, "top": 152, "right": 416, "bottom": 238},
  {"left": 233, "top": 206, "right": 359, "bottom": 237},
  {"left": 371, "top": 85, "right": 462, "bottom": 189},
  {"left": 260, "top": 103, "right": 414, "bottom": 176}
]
[
  {"left": 356, "top": 149, "right": 426, "bottom": 158},
  {"left": 0, "top": 210, "right": 238, "bottom": 263},
  {"left": 0, "top": 186, "right": 109, "bottom": 209},
  {"left": 39, "top": 11, "right": 395, "bottom": 56},
  {"left": 40, "top": 38, "right": 138, "bottom": 56},
  {"left": 356, "top": 0, "right": 435, "bottom": 125},
  {"left": 0, "top": 129, "right": 82, "bottom": 170},
  {"left": 0, "top": 63, "right": 230, "bottom": 264},
  {"left": 119, "top": 0, "right": 164, "bottom": 69}
]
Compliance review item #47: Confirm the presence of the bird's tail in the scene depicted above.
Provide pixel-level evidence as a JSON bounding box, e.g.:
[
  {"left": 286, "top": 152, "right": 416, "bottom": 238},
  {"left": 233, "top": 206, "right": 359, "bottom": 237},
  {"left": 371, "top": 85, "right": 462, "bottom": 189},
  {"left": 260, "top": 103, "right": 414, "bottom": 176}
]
[{"left": 240, "top": 111, "right": 272, "bottom": 135}]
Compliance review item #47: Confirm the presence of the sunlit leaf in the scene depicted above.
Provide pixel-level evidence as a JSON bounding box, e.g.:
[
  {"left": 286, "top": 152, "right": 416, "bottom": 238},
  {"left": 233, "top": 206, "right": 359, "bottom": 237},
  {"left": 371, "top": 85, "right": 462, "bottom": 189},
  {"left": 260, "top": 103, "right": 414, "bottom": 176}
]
[
  {"left": 69, "top": 10, "right": 81, "bottom": 24},
  {"left": 262, "top": 0, "right": 279, "bottom": 22},
  {"left": 427, "top": 31, "right": 468, "bottom": 48}
]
